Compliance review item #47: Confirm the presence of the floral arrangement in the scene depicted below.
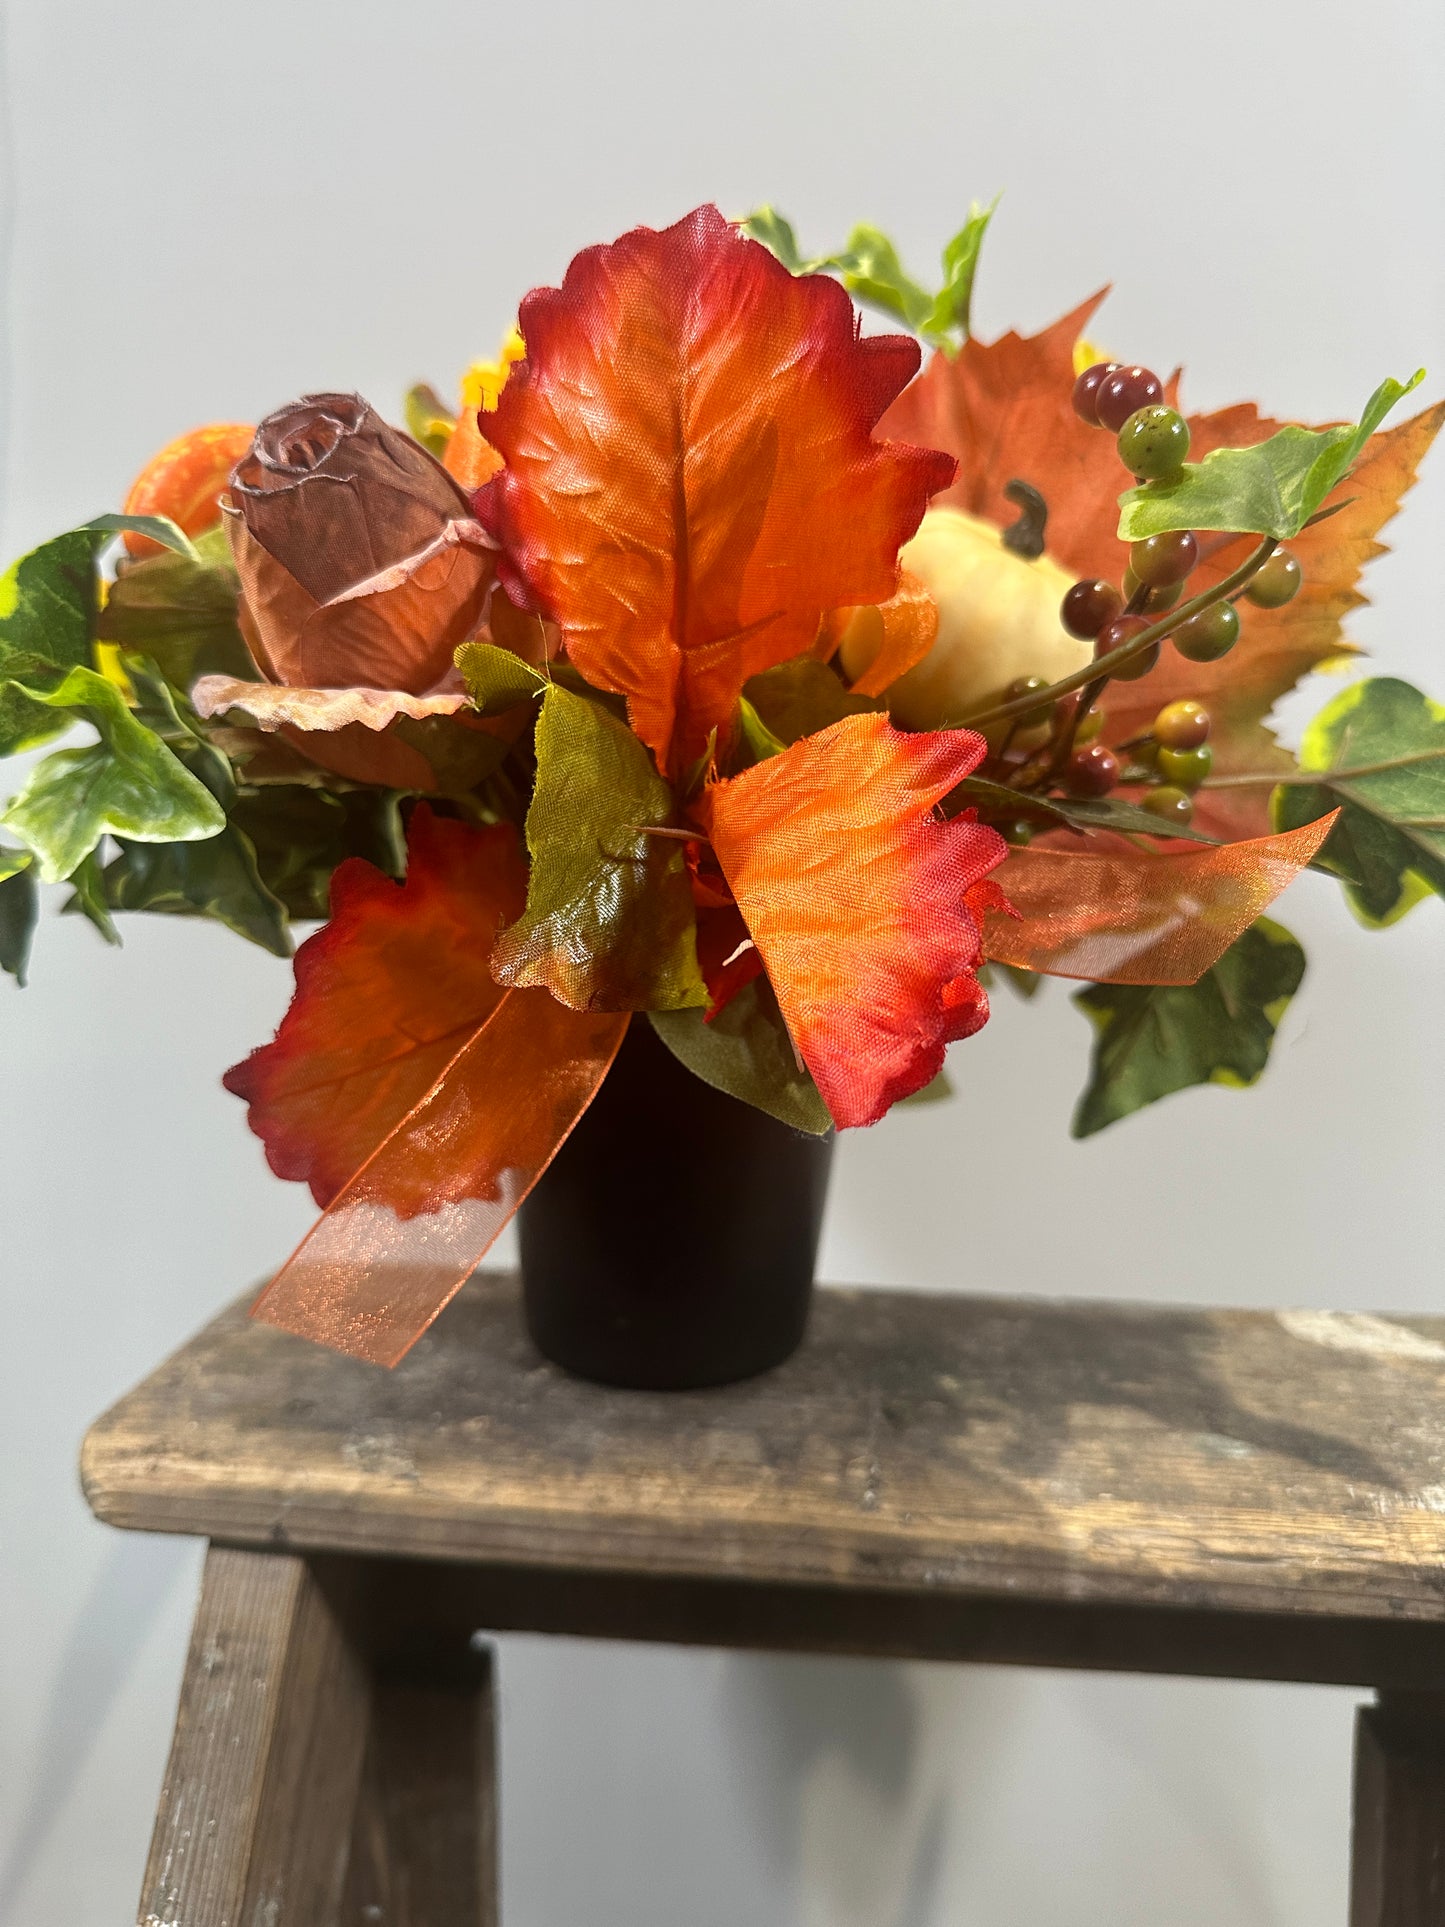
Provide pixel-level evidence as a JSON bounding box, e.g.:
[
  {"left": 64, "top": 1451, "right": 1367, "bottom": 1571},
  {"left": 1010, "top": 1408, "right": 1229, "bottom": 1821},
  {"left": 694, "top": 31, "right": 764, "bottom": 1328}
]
[{"left": 2, "top": 203, "right": 1439, "bottom": 1366}]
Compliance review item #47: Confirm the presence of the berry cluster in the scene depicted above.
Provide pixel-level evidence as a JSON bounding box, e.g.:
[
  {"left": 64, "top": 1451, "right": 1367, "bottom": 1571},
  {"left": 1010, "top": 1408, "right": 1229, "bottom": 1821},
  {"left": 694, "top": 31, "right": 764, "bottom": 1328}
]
[{"left": 983, "top": 359, "right": 1310, "bottom": 837}]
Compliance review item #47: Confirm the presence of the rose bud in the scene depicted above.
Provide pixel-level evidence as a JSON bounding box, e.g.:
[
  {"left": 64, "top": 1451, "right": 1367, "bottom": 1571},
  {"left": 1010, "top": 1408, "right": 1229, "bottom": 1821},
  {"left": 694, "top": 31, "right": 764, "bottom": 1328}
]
[
  {"left": 223, "top": 392, "right": 496, "bottom": 696},
  {"left": 838, "top": 506, "right": 1093, "bottom": 728}
]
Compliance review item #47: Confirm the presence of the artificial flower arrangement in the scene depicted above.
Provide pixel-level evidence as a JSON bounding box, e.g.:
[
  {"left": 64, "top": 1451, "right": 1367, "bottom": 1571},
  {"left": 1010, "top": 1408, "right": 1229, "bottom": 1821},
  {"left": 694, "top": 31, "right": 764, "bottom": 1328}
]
[{"left": 1, "top": 203, "right": 1440, "bottom": 1380}]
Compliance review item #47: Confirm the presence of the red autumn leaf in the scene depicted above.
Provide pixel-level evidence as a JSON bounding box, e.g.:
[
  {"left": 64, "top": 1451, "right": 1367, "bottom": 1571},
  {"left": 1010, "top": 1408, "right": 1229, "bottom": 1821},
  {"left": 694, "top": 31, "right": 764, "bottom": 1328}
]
[
  {"left": 227, "top": 806, "right": 626, "bottom": 1363},
  {"left": 480, "top": 204, "right": 955, "bottom": 777},
  {"left": 981, "top": 815, "right": 1337, "bottom": 985},
  {"left": 225, "top": 806, "right": 527, "bottom": 1206},
  {"left": 880, "top": 302, "right": 1444, "bottom": 838},
  {"left": 702, "top": 713, "right": 1008, "bottom": 1127}
]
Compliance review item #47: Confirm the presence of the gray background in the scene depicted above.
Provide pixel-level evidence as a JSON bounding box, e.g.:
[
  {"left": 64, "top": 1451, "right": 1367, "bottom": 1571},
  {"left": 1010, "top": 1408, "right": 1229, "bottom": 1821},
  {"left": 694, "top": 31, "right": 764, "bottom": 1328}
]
[{"left": 1, "top": 1, "right": 1442, "bottom": 1921}]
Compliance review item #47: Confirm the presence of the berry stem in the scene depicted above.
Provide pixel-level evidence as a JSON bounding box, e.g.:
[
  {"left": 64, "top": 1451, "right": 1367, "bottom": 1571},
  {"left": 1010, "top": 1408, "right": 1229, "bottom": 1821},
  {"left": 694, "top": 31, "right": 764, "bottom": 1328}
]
[
  {"left": 1203, "top": 747, "right": 1444, "bottom": 788},
  {"left": 959, "top": 535, "right": 1280, "bottom": 731}
]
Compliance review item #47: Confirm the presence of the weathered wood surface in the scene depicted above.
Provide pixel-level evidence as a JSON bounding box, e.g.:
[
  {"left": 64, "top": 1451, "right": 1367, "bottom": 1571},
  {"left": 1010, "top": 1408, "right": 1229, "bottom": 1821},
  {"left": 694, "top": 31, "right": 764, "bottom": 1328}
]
[
  {"left": 1350, "top": 1692, "right": 1445, "bottom": 1926},
  {"left": 340, "top": 1645, "right": 497, "bottom": 1927},
  {"left": 136, "top": 1545, "right": 369, "bottom": 1927},
  {"left": 85, "top": 1276, "right": 1445, "bottom": 1634}
]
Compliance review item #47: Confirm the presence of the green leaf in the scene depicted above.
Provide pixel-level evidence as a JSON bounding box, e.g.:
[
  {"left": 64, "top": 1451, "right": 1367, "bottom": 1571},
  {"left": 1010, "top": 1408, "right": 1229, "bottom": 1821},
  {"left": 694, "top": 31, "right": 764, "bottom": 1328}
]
[
  {"left": 650, "top": 980, "right": 833, "bottom": 1135},
  {"left": 1118, "top": 372, "right": 1425, "bottom": 541},
  {"left": 1070, "top": 917, "right": 1305, "bottom": 1138},
  {"left": 1270, "top": 676, "right": 1445, "bottom": 926},
  {"left": 0, "top": 866, "right": 38, "bottom": 985},
  {"left": 0, "top": 665, "right": 225, "bottom": 882},
  {"left": 492, "top": 684, "right": 705, "bottom": 1010},
  {"left": 97, "top": 524, "right": 256, "bottom": 687},
  {"left": 921, "top": 198, "right": 999, "bottom": 344},
  {"left": 740, "top": 203, "right": 996, "bottom": 345},
  {"left": 742, "top": 655, "right": 877, "bottom": 747},
  {"left": 83, "top": 513, "right": 200, "bottom": 560},
  {"left": 0, "top": 527, "right": 106, "bottom": 754},
  {"left": 404, "top": 382, "right": 455, "bottom": 458},
  {"left": 63, "top": 848, "right": 121, "bottom": 945},
  {"left": 949, "top": 774, "right": 1218, "bottom": 844},
  {"left": 454, "top": 640, "right": 547, "bottom": 716},
  {"left": 229, "top": 785, "right": 405, "bottom": 920},
  {"left": 735, "top": 695, "right": 787, "bottom": 767},
  {"left": 95, "top": 829, "right": 292, "bottom": 955},
  {"left": 0, "top": 844, "right": 31, "bottom": 882}
]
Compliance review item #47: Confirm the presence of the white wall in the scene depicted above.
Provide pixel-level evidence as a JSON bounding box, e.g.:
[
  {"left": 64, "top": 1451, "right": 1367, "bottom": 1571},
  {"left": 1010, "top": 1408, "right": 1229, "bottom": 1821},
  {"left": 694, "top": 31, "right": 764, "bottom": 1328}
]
[{"left": 1, "top": 1, "right": 1442, "bottom": 1922}]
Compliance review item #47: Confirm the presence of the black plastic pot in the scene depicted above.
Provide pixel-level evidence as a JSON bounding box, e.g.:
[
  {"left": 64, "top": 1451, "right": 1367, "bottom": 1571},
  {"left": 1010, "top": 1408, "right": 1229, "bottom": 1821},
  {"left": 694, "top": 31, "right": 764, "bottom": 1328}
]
[{"left": 518, "top": 1016, "right": 834, "bottom": 1390}]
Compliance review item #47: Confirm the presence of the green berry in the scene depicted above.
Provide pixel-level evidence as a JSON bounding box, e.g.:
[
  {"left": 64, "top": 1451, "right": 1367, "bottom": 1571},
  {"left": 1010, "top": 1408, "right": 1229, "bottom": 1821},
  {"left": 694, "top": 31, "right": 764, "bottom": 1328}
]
[
  {"left": 1141, "top": 785, "right": 1195, "bottom": 826},
  {"left": 1245, "top": 549, "right": 1303, "bottom": 608},
  {"left": 1117, "top": 405, "right": 1191, "bottom": 482},
  {"left": 1072, "top": 705, "right": 1104, "bottom": 744},
  {"left": 1157, "top": 744, "right": 1212, "bottom": 789},
  {"left": 1006, "top": 675, "right": 1054, "bottom": 728},
  {"left": 1003, "top": 818, "right": 1035, "bottom": 846},
  {"left": 1154, "top": 700, "right": 1210, "bottom": 749},
  {"left": 1172, "top": 601, "right": 1239, "bottom": 662}
]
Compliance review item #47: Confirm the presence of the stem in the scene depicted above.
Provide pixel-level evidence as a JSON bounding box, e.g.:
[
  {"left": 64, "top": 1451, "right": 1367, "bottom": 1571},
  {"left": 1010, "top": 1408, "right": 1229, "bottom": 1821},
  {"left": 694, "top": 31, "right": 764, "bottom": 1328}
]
[
  {"left": 960, "top": 534, "right": 1280, "bottom": 732},
  {"left": 1204, "top": 747, "right": 1443, "bottom": 790}
]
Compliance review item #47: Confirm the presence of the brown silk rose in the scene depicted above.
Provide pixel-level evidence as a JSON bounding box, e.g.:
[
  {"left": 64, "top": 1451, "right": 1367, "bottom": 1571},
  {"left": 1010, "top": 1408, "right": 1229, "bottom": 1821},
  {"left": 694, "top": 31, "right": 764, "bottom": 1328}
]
[
  {"left": 197, "top": 394, "right": 501, "bottom": 789},
  {"left": 225, "top": 393, "right": 495, "bottom": 692}
]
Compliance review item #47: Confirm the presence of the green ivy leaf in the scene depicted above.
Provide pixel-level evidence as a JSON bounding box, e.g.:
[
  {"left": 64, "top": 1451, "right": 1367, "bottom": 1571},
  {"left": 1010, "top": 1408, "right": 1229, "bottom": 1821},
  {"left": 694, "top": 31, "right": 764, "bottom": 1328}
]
[
  {"left": 897, "top": 1066, "right": 955, "bottom": 1107},
  {"left": 1071, "top": 917, "right": 1305, "bottom": 1138},
  {"left": 0, "top": 665, "right": 225, "bottom": 882},
  {"left": 650, "top": 980, "right": 833, "bottom": 1134},
  {"left": 0, "top": 527, "right": 107, "bottom": 755},
  {"left": 921, "top": 199, "right": 999, "bottom": 344},
  {"left": 740, "top": 202, "right": 997, "bottom": 346},
  {"left": 1117, "top": 372, "right": 1425, "bottom": 541},
  {"left": 97, "top": 524, "right": 256, "bottom": 688},
  {"left": 742, "top": 655, "right": 876, "bottom": 747},
  {"left": 0, "top": 864, "right": 38, "bottom": 985},
  {"left": 404, "top": 382, "right": 456, "bottom": 458},
  {"left": 83, "top": 513, "right": 200, "bottom": 560},
  {"left": 1270, "top": 676, "right": 1445, "bottom": 926},
  {"left": 454, "top": 640, "right": 547, "bottom": 716},
  {"left": 63, "top": 848, "right": 121, "bottom": 945},
  {"left": 229, "top": 786, "right": 405, "bottom": 920},
  {"left": 491, "top": 684, "right": 705, "bottom": 1010}
]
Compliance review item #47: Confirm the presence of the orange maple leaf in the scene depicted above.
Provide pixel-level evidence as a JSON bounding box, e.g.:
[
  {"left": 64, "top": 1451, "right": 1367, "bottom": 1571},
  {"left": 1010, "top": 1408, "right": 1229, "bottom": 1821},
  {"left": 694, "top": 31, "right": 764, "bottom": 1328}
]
[
  {"left": 479, "top": 205, "right": 955, "bottom": 777},
  {"left": 703, "top": 713, "right": 1007, "bottom": 1127},
  {"left": 226, "top": 807, "right": 626, "bottom": 1364},
  {"left": 983, "top": 816, "right": 1338, "bottom": 985},
  {"left": 881, "top": 300, "right": 1444, "bottom": 838}
]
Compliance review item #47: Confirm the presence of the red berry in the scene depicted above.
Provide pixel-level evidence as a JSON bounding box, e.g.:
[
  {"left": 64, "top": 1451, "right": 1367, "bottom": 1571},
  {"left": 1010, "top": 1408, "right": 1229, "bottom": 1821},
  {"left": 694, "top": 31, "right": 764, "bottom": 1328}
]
[
  {"left": 1096, "top": 613, "right": 1161, "bottom": 681},
  {"left": 1129, "top": 530, "right": 1198, "bottom": 587},
  {"left": 1065, "top": 742, "right": 1120, "bottom": 797},
  {"left": 1072, "top": 360, "right": 1121, "bottom": 426},
  {"left": 1096, "top": 364, "right": 1165, "bottom": 433},
  {"left": 1061, "top": 577, "right": 1123, "bottom": 639}
]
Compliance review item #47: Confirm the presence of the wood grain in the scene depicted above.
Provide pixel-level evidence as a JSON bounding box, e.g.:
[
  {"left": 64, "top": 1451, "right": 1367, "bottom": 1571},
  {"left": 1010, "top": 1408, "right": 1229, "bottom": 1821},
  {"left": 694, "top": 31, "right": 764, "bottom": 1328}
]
[
  {"left": 136, "top": 1544, "right": 369, "bottom": 1927},
  {"left": 85, "top": 1277, "right": 1445, "bottom": 1633},
  {"left": 340, "top": 1645, "right": 497, "bottom": 1926},
  {"left": 1351, "top": 1693, "right": 1445, "bottom": 1926}
]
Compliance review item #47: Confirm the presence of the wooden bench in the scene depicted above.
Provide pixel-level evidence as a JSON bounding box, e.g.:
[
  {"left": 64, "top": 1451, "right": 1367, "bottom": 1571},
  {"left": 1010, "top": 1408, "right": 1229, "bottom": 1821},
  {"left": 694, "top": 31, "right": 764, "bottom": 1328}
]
[{"left": 81, "top": 1274, "right": 1445, "bottom": 1925}]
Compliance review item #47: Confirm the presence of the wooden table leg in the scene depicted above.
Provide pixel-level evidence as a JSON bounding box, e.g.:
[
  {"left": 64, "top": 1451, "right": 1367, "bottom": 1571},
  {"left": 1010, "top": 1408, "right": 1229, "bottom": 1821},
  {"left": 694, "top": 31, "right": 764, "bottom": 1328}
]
[
  {"left": 1350, "top": 1691, "right": 1445, "bottom": 1926},
  {"left": 340, "top": 1642, "right": 498, "bottom": 1925},
  {"left": 137, "top": 1543, "right": 370, "bottom": 1927}
]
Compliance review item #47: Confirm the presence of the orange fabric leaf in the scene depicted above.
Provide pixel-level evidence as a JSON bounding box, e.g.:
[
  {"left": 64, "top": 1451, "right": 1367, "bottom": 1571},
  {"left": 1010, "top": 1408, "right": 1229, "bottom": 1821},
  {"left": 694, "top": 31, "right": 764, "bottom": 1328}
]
[
  {"left": 829, "top": 568, "right": 940, "bottom": 698},
  {"left": 480, "top": 204, "right": 955, "bottom": 775},
  {"left": 981, "top": 816, "right": 1337, "bottom": 985},
  {"left": 443, "top": 405, "right": 504, "bottom": 489},
  {"left": 880, "top": 300, "right": 1445, "bottom": 839},
  {"left": 228, "top": 806, "right": 626, "bottom": 1364},
  {"left": 122, "top": 421, "right": 255, "bottom": 557},
  {"left": 702, "top": 713, "right": 1007, "bottom": 1127}
]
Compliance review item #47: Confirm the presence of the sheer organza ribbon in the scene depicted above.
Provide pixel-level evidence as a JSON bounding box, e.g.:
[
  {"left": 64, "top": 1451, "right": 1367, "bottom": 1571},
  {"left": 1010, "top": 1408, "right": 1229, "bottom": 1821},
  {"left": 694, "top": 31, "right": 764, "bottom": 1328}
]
[
  {"left": 981, "top": 815, "right": 1337, "bottom": 984},
  {"left": 251, "top": 996, "right": 627, "bottom": 1366}
]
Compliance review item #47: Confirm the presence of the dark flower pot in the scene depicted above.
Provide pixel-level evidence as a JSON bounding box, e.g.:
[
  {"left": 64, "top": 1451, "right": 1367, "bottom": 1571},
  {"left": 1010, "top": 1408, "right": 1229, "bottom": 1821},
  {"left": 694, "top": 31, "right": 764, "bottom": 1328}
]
[{"left": 518, "top": 1016, "right": 834, "bottom": 1390}]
